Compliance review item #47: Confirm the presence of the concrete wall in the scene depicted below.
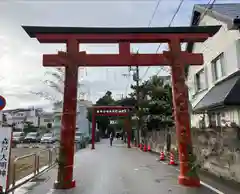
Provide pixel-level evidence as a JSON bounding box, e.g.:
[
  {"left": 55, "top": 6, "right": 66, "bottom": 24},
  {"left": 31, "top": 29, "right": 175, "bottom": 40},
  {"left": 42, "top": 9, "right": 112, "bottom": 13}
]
[{"left": 147, "top": 127, "right": 240, "bottom": 183}]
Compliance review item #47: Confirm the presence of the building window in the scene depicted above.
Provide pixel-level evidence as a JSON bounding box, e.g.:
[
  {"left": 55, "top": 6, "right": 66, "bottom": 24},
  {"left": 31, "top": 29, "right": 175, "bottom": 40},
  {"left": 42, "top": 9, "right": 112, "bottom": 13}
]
[
  {"left": 212, "top": 54, "right": 225, "bottom": 82},
  {"left": 195, "top": 69, "right": 206, "bottom": 91},
  {"left": 44, "top": 119, "right": 52, "bottom": 122},
  {"left": 216, "top": 113, "right": 221, "bottom": 127}
]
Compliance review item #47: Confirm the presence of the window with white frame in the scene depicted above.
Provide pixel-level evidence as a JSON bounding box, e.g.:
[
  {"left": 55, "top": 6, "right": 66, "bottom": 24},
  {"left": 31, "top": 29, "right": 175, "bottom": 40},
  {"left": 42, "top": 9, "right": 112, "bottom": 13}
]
[
  {"left": 195, "top": 69, "right": 206, "bottom": 91},
  {"left": 212, "top": 54, "right": 225, "bottom": 82}
]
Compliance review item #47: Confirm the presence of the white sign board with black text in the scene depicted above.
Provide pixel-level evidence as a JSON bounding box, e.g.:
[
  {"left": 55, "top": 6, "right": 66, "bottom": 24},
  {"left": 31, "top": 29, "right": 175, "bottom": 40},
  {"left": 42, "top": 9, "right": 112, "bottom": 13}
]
[{"left": 0, "top": 127, "right": 12, "bottom": 191}]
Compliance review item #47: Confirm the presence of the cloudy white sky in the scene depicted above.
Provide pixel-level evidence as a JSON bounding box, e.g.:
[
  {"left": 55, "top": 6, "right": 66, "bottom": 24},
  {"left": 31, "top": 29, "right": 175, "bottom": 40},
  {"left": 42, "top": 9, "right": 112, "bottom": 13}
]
[{"left": 0, "top": 0, "right": 238, "bottom": 111}]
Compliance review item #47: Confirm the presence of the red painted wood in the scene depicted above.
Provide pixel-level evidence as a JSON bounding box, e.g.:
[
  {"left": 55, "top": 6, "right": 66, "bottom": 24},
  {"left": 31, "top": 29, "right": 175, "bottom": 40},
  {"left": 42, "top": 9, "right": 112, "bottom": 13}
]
[
  {"left": 166, "top": 37, "right": 200, "bottom": 187},
  {"left": 43, "top": 52, "right": 203, "bottom": 67},
  {"left": 92, "top": 106, "right": 133, "bottom": 149},
  {"left": 119, "top": 42, "right": 130, "bottom": 56},
  {"left": 54, "top": 39, "right": 78, "bottom": 190},
  {"left": 91, "top": 110, "right": 96, "bottom": 150},
  {"left": 36, "top": 33, "right": 210, "bottom": 43},
  {"left": 124, "top": 118, "right": 131, "bottom": 148},
  {"left": 25, "top": 26, "right": 217, "bottom": 190}
]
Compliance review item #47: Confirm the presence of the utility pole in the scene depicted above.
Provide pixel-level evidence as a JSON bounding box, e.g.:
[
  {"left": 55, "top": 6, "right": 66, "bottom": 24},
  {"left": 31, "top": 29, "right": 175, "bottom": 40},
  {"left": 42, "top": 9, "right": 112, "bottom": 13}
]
[
  {"left": 135, "top": 66, "right": 141, "bottom": 146},
  {"left": 129, "top": 65, "right": 141, "bottom": 146}
]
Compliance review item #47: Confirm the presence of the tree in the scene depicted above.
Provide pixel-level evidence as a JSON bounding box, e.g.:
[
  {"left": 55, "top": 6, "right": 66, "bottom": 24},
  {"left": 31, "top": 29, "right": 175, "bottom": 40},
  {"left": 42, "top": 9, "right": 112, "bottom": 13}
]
[
  {"left": 23, "top": 121, "right": 37, "bottom": 133},
  {"left": 115, "top": 97, "right": 136, "bottom": 107},
  {"left": 130, "top": 75, "right": 173, "bottom": 131},
  {"left": 30, "top": 67, "right": 85, "bottom": 109},
  {"left": 87, "top": 91, "right": 116, "bottom": 136}
]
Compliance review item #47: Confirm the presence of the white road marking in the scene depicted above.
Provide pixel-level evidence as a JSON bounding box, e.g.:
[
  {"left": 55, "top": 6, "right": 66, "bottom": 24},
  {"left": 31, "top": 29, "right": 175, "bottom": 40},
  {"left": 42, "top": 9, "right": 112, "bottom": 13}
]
[
  {"left": 200, "top": 181, "right": 225, "bottom": 194},
  {"left": 134, "top": 168, "right": 139, "bottom": 171},
  {"left": 158, "top": 160, "right": 225, "bottom": 194},
  {"left": 159, "top": 160, "right": 168, "bottom": 165}
]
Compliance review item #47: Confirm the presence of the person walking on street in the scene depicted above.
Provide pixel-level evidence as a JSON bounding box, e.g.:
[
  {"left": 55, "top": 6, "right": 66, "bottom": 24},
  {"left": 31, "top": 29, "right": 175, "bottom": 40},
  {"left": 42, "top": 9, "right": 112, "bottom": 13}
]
[
  {"left": 110, "top": 132, "right": 114, "bottom": 146},
  {"left": 124, "top": 131, "right": 127, "bottom": 143}
]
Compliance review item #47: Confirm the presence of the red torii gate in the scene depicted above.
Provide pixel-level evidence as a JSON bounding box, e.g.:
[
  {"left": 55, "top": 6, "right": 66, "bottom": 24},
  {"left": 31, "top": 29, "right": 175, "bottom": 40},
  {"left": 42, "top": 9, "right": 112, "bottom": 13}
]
[
  {"left": 91, "top": 106, "right": 133, "bottom": 149},
  {"left": 22, "top": 25, "right": 220, "bottom": 189}
]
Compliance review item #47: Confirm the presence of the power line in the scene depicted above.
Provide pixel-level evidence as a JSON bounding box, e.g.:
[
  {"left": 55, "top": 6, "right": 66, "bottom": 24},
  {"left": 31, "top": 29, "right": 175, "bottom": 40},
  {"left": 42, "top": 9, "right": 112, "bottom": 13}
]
[
  {"left": 124, "top": 0, "right": 164, "bottom": 95},
  {"left": 141, "top": 0, "right": 185, "bottom": 80},
  {"left": 147, "top": 0, "right": 164, "bottom": 27},
  {"left": 155, "top": 0, "right": 216, "bottom": 76}
]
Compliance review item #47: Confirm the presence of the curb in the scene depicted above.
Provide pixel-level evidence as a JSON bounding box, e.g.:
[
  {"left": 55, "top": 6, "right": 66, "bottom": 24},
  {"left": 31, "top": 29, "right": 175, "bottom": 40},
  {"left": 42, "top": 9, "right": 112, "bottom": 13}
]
[{"left": 136, "top": 146, "right": 240, "bottom": 191}]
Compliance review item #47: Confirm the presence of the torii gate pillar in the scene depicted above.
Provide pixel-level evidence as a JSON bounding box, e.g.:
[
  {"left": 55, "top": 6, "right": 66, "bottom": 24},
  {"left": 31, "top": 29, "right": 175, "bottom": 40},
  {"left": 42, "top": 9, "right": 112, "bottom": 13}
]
[
  {"left": 91, "top": 109, "right": 96, "bottom": 150},
  {"left": 164, "top": 37, "right": 200, "bottom": 186},
  {"left": 124, "top": 117, "right": 131, "bottom": 148},
  {"left": 54, "top": 39, "right": 79, "bottom": 189}
]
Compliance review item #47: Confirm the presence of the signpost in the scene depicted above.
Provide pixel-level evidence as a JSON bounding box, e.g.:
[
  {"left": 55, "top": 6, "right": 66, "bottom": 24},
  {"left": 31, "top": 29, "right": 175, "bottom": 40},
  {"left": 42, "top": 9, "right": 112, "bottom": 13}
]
[
  {"left": 0, "top": 127, "right": 12, "bottom": 193},
  {"left": 0, "top": 96, "right": 6, "bottom": 111}
]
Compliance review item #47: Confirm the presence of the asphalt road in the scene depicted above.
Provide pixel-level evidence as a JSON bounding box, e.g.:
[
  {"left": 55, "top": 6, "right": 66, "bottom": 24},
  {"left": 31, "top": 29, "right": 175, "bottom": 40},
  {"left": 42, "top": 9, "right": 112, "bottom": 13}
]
[{"left": 13, "top": 140, "right": 236, "bottom": 194}]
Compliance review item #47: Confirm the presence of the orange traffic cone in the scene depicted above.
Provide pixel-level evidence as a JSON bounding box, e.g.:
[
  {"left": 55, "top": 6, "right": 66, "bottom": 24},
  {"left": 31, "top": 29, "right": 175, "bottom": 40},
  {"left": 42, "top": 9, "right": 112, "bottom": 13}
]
[
  {"left": 147, "top": 145, "right": 151, "bottom": 152},
  {"left": 168, "top": 152, "right": 176, "bottom": 165},
  {"left": 143, "top": 144, "right": 147, "bottom": 152},
  {"left": 159, "top": 151, "right": 165, "bottom": 161}
]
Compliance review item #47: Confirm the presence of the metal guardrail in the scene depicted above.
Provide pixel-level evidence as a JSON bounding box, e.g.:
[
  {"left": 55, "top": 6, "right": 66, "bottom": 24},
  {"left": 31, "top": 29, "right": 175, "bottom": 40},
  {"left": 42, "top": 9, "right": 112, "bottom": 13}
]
[{"left": 5, "top": 146, "right": 59, "bottom": 193}]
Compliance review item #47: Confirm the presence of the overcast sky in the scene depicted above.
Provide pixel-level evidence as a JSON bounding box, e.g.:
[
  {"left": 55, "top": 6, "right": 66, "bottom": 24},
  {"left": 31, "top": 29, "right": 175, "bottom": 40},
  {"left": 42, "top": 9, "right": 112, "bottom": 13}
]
[{"left": 0, "top": 0, "right": 238, "bottom": 111}]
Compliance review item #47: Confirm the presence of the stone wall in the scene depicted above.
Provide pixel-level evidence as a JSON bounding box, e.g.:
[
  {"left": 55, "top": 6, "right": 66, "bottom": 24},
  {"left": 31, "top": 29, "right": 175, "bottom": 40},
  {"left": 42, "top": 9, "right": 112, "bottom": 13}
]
[{"left": 147, "top": 127, "right": 240, "bottom": 183}]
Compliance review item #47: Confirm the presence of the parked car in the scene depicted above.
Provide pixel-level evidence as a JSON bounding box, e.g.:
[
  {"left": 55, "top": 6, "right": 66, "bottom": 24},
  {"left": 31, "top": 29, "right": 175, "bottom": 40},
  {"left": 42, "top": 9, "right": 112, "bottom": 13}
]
[
  {"left": 12, "top": 132, "right": 25, "bottom": 144},
  {"left": 40, "top": 133, "right": 56, "bottom": 144},
  {"left": 23, "top": 132, "right": 41, "bottom": 143},
  {"left": 75, "top": 131, "right": 87, "bottom": 149}
]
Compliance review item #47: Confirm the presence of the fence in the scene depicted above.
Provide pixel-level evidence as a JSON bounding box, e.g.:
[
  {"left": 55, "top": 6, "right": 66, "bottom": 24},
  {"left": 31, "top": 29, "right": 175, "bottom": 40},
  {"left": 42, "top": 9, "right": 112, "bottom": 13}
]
[{"left": 5, "top": 146, "right": 59, "bottom": 193}]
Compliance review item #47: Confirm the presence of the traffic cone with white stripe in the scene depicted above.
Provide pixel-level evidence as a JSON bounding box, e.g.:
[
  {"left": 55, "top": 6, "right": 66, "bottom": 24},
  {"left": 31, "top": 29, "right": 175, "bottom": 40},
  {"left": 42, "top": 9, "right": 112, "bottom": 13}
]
[
  {"left": 159, "top": 151, "right": 165, "bottom": 161},
  {"left": 168, "top": 152, "right": 176, "bottom": 165}
]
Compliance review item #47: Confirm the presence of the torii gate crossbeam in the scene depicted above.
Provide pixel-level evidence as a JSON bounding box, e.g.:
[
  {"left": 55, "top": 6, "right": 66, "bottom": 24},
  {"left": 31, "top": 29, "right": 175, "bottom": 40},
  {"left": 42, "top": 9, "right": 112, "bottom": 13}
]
[{"left": 23, "top": 25, "right": 220, "bottom": 190}]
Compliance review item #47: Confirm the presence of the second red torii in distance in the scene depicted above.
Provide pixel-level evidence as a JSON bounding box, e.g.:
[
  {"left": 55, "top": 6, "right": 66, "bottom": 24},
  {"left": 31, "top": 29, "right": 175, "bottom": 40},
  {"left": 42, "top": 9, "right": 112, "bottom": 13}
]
[{"left": 91, "top": 106, "right": 133, "bottom": 149}]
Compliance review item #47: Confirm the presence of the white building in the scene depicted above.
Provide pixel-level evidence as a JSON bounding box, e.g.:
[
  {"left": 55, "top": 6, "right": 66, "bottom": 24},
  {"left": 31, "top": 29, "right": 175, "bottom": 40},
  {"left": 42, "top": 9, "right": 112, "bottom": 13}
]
[
  {"left": 2, "top": 108, "right": 40, "bottom": 131},
  {"left": 52, "top": 99, "right": 93, "bottom": 137},
  {"left": 39, "top": 112, "right": 54, "bottom": 129},
  {"left": 187, "top": 3, "right": 240, "bottom": 128},
  {"left": 76, "top": 99, "right": 93, "bottom": 135}
]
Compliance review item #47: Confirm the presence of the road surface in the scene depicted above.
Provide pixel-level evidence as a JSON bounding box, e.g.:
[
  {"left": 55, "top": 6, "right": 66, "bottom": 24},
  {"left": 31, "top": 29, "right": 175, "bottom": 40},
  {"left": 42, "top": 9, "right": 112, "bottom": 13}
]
[{"left": 13, "top": 139, "right": 239, "bottom": 194}]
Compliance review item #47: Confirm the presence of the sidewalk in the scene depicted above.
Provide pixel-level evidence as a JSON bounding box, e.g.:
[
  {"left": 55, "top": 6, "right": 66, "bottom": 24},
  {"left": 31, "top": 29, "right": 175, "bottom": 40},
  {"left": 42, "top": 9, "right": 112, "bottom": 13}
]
[{"left": 146, "top": 148, "right": 240, "bottom": 194}]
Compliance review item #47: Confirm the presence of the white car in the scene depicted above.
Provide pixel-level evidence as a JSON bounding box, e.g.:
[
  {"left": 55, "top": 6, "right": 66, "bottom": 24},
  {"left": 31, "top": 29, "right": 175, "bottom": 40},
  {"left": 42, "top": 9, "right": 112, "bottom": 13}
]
[{"left": 41, "top": 133, "right": 56, "bottom": 144}]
